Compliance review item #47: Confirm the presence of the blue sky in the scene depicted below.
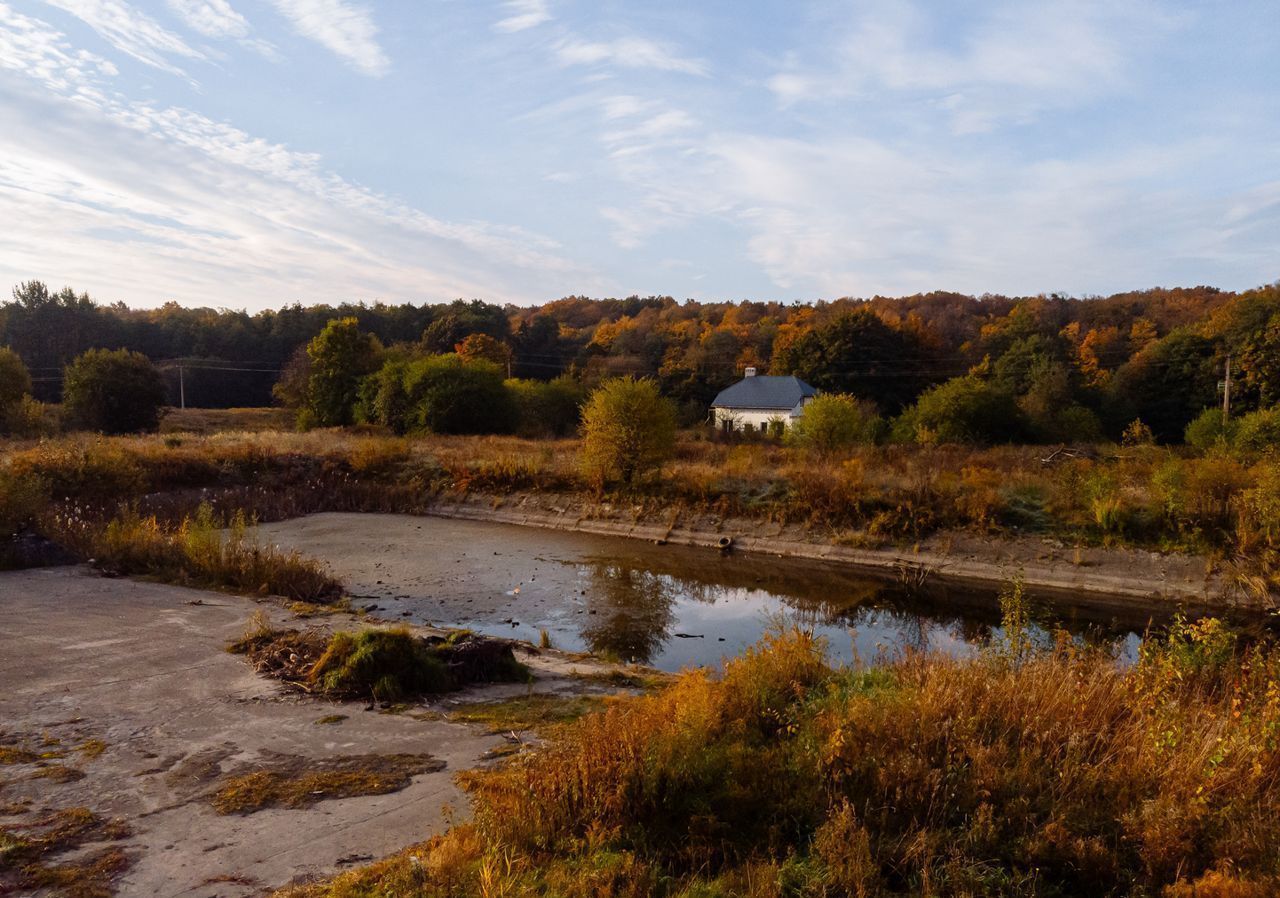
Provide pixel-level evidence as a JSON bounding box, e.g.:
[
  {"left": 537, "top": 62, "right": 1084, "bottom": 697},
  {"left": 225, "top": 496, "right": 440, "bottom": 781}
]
[{"left": 0, "top": 0, "right": 1277, "bottom": 310}]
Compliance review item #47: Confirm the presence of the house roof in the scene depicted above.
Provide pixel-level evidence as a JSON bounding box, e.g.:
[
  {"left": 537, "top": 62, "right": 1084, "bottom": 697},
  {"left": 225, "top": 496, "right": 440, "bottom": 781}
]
[{"left": 710, "top": 375, "right": 817, "bottom": 411}]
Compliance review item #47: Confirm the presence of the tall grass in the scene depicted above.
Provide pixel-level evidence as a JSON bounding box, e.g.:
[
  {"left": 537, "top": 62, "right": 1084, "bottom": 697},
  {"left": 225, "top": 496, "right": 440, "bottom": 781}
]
[
  {"left": 49, "top": 502, "right": 343, "bottom": 602},
  {"left": 279, "top": 620, "right": 1280, "bottom": 898}
]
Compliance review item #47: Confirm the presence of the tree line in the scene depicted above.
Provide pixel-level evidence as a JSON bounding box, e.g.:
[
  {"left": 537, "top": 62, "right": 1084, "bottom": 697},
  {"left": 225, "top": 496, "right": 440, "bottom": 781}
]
[{"left": 2, "top": 278, "right": 1279, "bottom": 446}]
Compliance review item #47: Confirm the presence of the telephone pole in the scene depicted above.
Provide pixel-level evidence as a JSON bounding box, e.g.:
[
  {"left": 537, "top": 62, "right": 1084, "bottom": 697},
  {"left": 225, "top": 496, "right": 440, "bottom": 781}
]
[
  {"left": 179, "top": 363, "right": 186, "bottom": 410},
  {"left": 1222, "top": 354, "right": 1231, "bottom": 426}
]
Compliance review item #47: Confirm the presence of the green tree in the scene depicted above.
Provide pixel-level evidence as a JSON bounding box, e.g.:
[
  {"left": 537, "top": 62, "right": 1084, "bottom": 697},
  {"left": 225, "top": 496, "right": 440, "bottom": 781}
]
[
  {"left": 896, "top": 376, "right": 1024, "bottom": 445},
  {"left": 63, "top": 348, "right": 167, "bottom": 433},
  {"left": 786, "top": 393, "right": 883, "bottom": 453},
  {"left": 301, "top": 318, "right": 381, "bottom": 428},
  {"left": 402, "top": 355, "right": 516, "bottom": 435},
  {"left": 770, "top": 310, "right": 932, "bottom": 413},
  {"left": 580, "top": 377, "right": 677, "bottom": 486},
  {"left": 1107, "top": 330, "right": 1217, "bottom": 443},
  {"left": 0, "top": 347, "right": 32, "bottom": 410},
  {"left": 506, "top": 376, "right": 584, "bottom": 437},
  {"left": 1184, "top": 408, "right": 1238, "bottom": 452},
  {"left": 1234, "top": 407, "right": 1280, "bottom": 452}
]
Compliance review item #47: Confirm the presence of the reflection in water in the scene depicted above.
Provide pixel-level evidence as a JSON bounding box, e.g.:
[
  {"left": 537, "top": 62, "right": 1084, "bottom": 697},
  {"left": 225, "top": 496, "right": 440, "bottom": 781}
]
[
  {"left": 562, "top": 547, "right": 1142, "bottom": 670},
  {"left": 580, "top": 565, "right": 678, "bottom": 662}
]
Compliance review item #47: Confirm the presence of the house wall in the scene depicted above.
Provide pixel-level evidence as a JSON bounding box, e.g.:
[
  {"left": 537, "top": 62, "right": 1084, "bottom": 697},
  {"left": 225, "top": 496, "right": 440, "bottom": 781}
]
[{"left": 713, "top": 404, "right": 803, "bottom": 433}]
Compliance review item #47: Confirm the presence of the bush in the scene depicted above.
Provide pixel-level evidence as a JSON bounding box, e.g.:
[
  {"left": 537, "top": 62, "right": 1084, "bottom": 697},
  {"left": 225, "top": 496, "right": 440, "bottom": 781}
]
[
  {"left": 1234, "top": 407, "right": 1280, "bottom": 452},
  {"left": 308, "top": 628, "right": 528, "bottom": 700},
  {"left": 1185, "top": 407, "right": 1237, "bottom": 451},
  {"left": 402, "top": 355, "right": 516, "bottom": 435},
  {"left": 785, "top": 393, "right": 883, "bottom": 453},
  {"left": 898, "top": 376, "right": 1024, "bottom": 445},
  {"left": 580, "top": 377, "right": 677, "bottom": 486},
  {"left": 506, "top": 376, "right": 583, "bottom": 437},
  {"left": 62, "top": 348, "right": 167, "bottom": 434}
]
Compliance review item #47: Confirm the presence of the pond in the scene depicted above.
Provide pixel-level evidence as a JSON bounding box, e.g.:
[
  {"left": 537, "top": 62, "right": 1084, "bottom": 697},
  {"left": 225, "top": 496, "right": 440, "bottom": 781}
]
[{"left": 259, "top": 513, "right": 1176, "bottom": 672}]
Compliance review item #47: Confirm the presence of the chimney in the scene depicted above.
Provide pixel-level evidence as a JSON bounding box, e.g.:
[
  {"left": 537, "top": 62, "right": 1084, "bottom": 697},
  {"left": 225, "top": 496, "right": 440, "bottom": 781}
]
[{"left": 744, "top": 366, "right": 757, "bottom": 377}]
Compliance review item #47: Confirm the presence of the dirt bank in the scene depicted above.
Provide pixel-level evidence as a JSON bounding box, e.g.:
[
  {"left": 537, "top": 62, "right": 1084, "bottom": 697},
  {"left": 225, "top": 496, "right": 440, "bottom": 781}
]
[
  {"left": 423, "top": 491, "right": 1248, "bottom": 611},
  {"left": 0, "top": 567, "right": 624, "bottom": 897}
]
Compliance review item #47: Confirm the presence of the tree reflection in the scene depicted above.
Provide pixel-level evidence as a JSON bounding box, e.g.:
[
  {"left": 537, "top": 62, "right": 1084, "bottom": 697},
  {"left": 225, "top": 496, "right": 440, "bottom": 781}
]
[{"left": 579, "top": 563, "right": 678, "bottom": 663}]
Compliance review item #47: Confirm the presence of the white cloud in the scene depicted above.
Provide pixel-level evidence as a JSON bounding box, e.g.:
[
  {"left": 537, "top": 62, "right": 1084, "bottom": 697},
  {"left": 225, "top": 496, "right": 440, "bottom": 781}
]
[
  {"left": 0, "top": 7, "right": 598, "bottom": 308},
  {"left": 164, "top": 0, "right": 248, "bottom": 39},
  {"left": 767, "top": 0, "right": 1179, "bottom": 133},
  {"left": 554, "top": 36, "right": 707, "bottom": 76},
  {"left": 40, "top": 0, "right": 204, "bottom": 76},
  {"left": 265, "top": 0, "right": 388, "bottom": 76},
  {"left": 494, "top": 0, "right": 550, "bottom": 34}
]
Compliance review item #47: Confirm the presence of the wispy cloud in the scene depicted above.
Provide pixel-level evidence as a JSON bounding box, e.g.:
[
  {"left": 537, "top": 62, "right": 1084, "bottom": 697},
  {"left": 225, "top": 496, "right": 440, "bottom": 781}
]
[
  {"left": 164, "top": 0, "right": 248, "bottom": 39},
  {"left": 40, "top": 0, "right": 204, "bottom": 76},
  {"left": 265, "top": 0, "right": 388, "bottom": 76},
  {"left": 0, "top": 6, "right": 596, "bottom": 307},
  {"left": 554, "top": 36, "right": 707, "bottom": 76},
  {"left": 493, "top": 0, "right": 550, "bottom": 34}
]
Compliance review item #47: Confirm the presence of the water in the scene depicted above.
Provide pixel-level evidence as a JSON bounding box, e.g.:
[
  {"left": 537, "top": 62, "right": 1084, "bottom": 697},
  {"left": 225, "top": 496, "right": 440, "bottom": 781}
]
[{"left": 261, "top": 513, "right": 1172, "bottom": 672}]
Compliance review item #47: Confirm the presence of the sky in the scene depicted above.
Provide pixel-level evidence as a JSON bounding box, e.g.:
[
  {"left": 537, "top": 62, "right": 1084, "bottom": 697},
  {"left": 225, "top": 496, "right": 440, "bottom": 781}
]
[{"left": 0, "top": 0, "right": 1277, "bottom": 311}]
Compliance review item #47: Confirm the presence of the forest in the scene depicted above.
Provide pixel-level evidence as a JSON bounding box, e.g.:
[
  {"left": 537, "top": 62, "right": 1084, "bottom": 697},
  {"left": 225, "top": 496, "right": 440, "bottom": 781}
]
[{"left": 2, "top": 278, "right": 1278, "bottom": 445}]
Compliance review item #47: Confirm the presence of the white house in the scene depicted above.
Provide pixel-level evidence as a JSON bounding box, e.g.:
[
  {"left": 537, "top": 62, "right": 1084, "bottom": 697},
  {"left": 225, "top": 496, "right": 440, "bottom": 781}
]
[{"left": 710, "top": 368, "right": 817, "bottom": 433}]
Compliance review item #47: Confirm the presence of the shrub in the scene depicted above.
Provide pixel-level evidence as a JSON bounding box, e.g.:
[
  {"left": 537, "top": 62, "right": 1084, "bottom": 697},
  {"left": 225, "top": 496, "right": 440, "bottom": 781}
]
[
  {"left": 62, "top": 349, "right": 167, "bottom": 434},
  {"left": 1122, "top": 418, "right": 1156, "bottom": 446},
  {"left": 506, "top": 376, "right": 583, "bottom": 437},
  {"left": 310, "top": 628, "right": 451, "bottom": 701},
  {"left": 899, "top": 376, "right": 1024, "bottom": 445},
  {"left": 1185, "top": 407, "right": 1237, "bottom": 451},
  {"left": 1234, "top": 407, "right": 1280, "bottom": 452},
  {"left": 300, "top": 318, "right": 382, "bottom": 428},
  {"left": 308, "top": 628, "right": 527, "bottom": 700},
  {"left": 580, "top": 377, "right": 677, "bottom": 486},
  {"left": 1152, "top": 455, "right": 1250, "bottom": 540},
  {"left": 402, "top": 355, "right": 516, "bottom": 435},
  {"left": 785, "top": 393, "right": 883, "bottom": 453}
]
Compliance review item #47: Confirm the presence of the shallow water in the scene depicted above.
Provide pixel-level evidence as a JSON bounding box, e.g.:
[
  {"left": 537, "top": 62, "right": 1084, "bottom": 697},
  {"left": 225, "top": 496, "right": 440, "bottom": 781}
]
[{"left": 260, "top": 513, "right": 1163, "bottom": 672}]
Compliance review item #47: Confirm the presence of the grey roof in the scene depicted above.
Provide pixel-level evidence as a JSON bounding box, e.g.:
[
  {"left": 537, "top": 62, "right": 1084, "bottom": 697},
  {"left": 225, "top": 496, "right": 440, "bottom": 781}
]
[{"left": 710, "top": 375, "right": 817, "bottom": 410}]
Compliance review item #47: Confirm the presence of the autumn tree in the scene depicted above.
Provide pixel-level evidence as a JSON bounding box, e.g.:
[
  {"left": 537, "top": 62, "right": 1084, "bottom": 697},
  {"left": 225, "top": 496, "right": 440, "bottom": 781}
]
[
  {"left": 455, "top": 333, "right": 513, "bottom": 372},
  {"left": 580, "top": 377, "right": 676, "bottom": 487}
]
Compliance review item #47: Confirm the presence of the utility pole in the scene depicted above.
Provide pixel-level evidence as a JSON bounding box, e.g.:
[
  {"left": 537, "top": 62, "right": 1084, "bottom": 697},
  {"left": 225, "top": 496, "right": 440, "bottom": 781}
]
[
  {"left": 179, "top": 362, "right": 186, "bottom": 410},
  {"left": 1222, "top": 354, "right": 1231, "bottom": 426}
]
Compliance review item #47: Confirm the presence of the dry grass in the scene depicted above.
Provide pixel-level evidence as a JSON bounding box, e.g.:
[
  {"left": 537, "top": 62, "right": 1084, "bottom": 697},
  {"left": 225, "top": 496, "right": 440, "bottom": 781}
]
[
  {"left": 210, "top": 753, "right": 445, "bottom": 815},
  {"left": 0, "top": 807, "right": 131, "bottom": 897},
  {"left": 276, "top": 620, "right": 1280, "bottom": 898}
]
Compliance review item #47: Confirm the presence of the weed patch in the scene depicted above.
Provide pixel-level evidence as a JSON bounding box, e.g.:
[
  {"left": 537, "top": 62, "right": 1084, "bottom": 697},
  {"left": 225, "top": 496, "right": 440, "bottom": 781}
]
[
  {"left": 211, "top": 753, "right": 444, "bottom": 815},
  {"left": 448, "top": 694, "right": 610, "bottom": 736}
]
